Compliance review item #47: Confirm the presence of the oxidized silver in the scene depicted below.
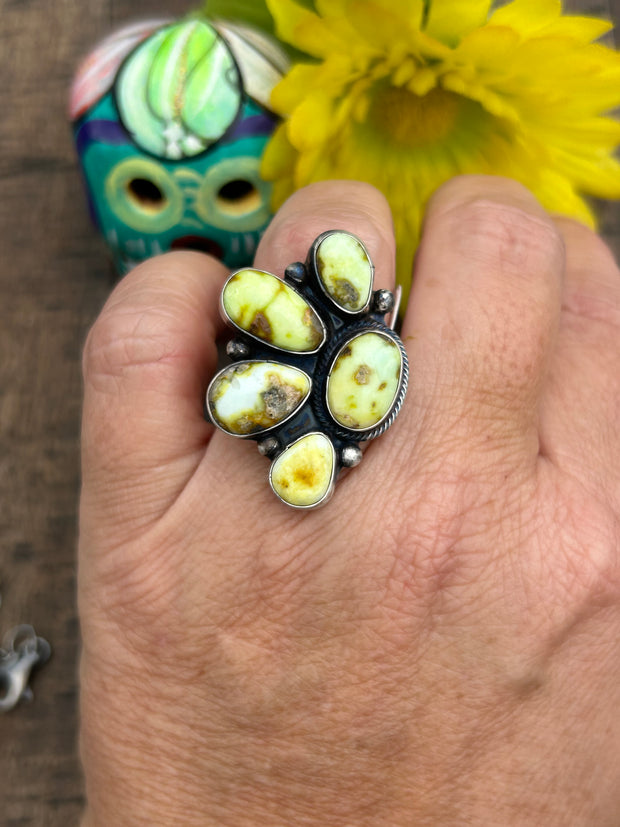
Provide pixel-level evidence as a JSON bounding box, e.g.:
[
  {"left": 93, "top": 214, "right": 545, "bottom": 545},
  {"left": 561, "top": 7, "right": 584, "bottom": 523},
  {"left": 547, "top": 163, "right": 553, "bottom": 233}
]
[{"left": 205, "top": 230, "right": 409, "bottom": 508}]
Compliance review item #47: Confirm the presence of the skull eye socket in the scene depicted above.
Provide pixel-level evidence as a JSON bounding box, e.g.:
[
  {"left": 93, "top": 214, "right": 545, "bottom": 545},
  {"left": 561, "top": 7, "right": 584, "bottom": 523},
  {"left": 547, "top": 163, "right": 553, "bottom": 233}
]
[
  {"left": 194, "top": 157, "right": 272, "bottom": 231},
  {"left": 105, "top": 158, "right": 184, "bottom": 233},
  {"left": 216, "top": 179, "right": 261, "bottom": 216},
  {"left": 127, "top": 178, "right": 167, "bottom": 210}
]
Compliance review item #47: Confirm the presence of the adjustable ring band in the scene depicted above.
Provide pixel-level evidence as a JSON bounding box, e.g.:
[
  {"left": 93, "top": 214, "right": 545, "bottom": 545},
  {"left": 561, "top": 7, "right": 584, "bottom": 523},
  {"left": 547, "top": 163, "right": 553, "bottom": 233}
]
[{"left": 205, "top": 230, "right": 409, "bottom": 508}]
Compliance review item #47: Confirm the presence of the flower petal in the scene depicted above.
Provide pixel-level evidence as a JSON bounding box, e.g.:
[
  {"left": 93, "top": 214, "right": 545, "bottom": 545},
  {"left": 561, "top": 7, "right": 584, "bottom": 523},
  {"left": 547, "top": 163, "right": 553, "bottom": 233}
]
[
  {"left": 539, "top": 16, "right": 613, "bottom": 44},
  {"left": 425, "top": 0, "right": 493, "bottom": 46},
  {"left": 269, "top": 63, "right": 321, "bottom": 113},
  {"left": 265, "top": 0, "right": 339, "bottom": 57},
  {"left": 535, "top": 169, "right": 597, "bottom": 227},
  {"left": 340, "top": 0, "right": 416, "bottom": 50},
  {"left": 489, "top": 0, "right": 561, "bottom": 34},
  {"left": 260, "top": 122, "right": 297, "bottom": 179},
  {"left": 553, "top": 150, "right": 620, "bottom": 198},
  {"left": 288, "top": 91, "right": 337, "bottom": 148},
  {"left": 333, "top": 0, "right": 424, "bottom": 29}
]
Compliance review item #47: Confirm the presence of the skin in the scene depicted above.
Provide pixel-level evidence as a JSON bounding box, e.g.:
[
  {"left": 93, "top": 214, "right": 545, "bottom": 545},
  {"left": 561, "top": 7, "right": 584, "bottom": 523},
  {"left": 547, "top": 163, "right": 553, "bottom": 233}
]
[{"left": 79, "top": 176, "right": 620, "bottom": 826}]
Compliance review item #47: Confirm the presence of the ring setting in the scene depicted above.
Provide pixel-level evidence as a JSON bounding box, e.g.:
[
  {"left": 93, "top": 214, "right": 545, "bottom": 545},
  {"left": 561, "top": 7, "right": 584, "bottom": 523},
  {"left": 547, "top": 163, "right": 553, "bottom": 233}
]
[{"left": 205, "top": 230, "right": 409, "bottom": 508}]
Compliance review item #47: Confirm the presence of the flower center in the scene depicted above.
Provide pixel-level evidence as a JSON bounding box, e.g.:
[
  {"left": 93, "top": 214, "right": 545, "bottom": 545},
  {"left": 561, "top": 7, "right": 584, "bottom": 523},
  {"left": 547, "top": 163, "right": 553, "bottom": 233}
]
[{"left": 366, "top": 84, "right": 462, "bottom": 148}]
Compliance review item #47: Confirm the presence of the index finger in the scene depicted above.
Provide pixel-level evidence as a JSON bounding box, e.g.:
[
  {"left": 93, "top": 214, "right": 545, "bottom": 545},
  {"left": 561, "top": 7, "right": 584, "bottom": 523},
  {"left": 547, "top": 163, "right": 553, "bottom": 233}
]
[{"left": 81, "top": 251, "right": 229, "bottom": 540}]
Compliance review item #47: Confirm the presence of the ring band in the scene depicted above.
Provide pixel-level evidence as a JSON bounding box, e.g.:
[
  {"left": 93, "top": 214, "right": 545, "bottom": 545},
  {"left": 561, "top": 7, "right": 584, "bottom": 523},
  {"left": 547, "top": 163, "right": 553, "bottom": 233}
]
[{"left": 205, "top": 230, "right": 409, "bottom": 508}]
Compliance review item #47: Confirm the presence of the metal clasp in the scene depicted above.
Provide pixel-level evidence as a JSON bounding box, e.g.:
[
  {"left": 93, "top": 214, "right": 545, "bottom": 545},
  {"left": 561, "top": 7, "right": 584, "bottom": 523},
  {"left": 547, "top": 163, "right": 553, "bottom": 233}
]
[{"left": 0, "top": 625, "right": 51, "bottom": 713}]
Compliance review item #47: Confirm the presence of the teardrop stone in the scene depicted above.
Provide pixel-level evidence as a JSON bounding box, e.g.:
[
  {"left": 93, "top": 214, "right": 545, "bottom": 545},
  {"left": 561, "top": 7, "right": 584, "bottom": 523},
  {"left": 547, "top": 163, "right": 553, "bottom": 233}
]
[
  {"left": 208, "top": 362, "right": 311, "bottom": 435},
  {"left": 223, "top": 269, "right": 325, "bottom": 352},
  {"left": 327, "top": 332, "right": 402, "bottom": 431},
  {"left": 316, "top": 232, "right": 373, "bottom": 312},
  {"left": 270, "top": 433, "right": 336, "bottom": 508}
]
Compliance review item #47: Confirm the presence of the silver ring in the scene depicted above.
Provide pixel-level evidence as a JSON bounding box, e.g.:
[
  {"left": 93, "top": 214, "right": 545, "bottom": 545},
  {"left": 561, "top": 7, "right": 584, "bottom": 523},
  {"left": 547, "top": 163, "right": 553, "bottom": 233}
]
[{"left": 205, "top": 230, "right": 409, "bottom": 508}]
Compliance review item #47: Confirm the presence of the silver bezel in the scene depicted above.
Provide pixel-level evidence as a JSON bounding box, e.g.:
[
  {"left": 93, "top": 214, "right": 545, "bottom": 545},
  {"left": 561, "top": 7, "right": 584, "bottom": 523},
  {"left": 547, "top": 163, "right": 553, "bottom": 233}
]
[
  {"left": 311, "top": 230, "right": 374, "bottom": 316},
  {"left": 268, "top": 431, "right": 337, "bottom": 509},
  {"left": 206, "top": 360, "right": 313, "bottom": 439},
  {"left": 324, "top": 329, "right": 408, "bottom": 441},
  {"left": 220, "top": 268, "right": 327, "bottom": 355}
]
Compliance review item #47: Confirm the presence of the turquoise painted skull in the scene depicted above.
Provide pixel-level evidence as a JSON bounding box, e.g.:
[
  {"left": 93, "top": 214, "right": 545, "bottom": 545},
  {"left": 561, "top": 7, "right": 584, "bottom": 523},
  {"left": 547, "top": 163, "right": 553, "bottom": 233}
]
[{"left": 70, "top": 17, "right": 288, "bottom": 274}]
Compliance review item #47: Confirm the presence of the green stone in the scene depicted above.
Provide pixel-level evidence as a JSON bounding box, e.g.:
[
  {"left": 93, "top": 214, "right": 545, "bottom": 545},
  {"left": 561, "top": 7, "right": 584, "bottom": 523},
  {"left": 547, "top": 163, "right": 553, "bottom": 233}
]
[
  {"left": 327, "top": 332, "right": 402, "bottom": 431},
  {"left": 316, "top": 232, "right": 373, "bottom": 312},
  {"left": 269, "top": 433, "right": 336, "bottom": 508},
  {"left": 208, "top": 362, "right": 311, "bottom": 436},
  {"left": 223, "top": 269, "right": 325, "bottom": 352}
]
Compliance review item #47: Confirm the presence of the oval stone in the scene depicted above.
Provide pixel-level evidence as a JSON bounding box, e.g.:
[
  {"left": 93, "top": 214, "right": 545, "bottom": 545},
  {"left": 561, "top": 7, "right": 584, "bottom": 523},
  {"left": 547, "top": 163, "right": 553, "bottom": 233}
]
[
  {"left": 270, "top": 433, "right": 336, "bottom": 508},
  {"left": 208, "top": 362, "right": 311, "bottom": 436},
  {"left": 316, "top": 232, "right": 373, "bottom": 313},
  {"left": 326, "top": 332, "right": 402, "bottom": 431},
  {"left": 223, "top": 269, "right": 325, "bottom": 352}
]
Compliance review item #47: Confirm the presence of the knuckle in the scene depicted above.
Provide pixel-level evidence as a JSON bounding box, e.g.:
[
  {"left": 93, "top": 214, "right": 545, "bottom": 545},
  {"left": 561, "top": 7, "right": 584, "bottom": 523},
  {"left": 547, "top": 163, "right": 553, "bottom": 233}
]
[
  {"left": 263, "top": 181, "right": 394, "bottom": 275},
  {"left": 275, "top": 210, "right": 392, "bottom": 266},
  {"left": 448, "top": 197, "right": 564, "bottom": 278},
  {"left": 83, "top": 305, "right": 178, "bottom": 387}
]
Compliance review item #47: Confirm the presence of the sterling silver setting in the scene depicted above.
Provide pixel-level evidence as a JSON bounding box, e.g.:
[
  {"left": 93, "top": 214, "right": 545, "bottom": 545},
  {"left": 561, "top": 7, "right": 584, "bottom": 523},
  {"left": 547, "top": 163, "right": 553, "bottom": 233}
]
[{"left": 205, "top": 230, "right": 409, "bottom": 508}]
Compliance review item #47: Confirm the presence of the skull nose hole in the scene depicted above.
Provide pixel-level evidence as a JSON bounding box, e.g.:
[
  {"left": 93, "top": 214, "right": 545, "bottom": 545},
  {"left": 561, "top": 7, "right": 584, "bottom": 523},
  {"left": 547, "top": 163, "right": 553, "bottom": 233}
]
[
  {"left": 216, "top": 179, "right": 261, "bottom": 216},
  {"left": 127, "top": 178, "right": 167, "bottom": 210}
]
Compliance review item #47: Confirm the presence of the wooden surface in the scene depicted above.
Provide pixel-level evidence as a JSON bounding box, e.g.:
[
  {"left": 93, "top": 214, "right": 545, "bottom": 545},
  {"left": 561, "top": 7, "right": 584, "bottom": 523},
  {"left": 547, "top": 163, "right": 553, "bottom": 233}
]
[{"left": 0, "top": 1, "right": 617, "bottom": 825}]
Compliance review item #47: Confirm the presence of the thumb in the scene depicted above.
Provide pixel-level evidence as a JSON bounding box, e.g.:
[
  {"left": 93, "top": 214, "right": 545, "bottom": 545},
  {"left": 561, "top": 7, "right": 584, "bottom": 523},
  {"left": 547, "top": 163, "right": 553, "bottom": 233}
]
[{"left": 81, "top": 251, "right": 228, "bottom": 541}]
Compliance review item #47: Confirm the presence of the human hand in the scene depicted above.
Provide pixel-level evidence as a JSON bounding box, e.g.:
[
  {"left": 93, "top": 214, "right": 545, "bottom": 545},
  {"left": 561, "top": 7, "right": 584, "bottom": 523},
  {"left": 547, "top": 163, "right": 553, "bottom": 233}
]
[{"left": 79, "top": 177, "right": 620, "bottom": 826}]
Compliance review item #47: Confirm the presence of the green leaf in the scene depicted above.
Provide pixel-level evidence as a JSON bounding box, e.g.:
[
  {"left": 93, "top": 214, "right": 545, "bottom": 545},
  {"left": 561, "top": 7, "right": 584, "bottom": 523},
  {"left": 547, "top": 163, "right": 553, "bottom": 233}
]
[
  {"left": 202, "top": 0, "right": 277, "bottom": 35},
  {"left": 201, "top": 0, "right": 319, "bottom": 63}
]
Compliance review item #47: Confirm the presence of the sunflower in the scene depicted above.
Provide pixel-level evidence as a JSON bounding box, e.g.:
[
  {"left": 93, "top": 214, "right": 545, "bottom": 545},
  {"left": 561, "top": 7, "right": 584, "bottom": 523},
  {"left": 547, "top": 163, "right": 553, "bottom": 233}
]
[{"left": 227, "top": 0, "right": 620, "bottom": 303}]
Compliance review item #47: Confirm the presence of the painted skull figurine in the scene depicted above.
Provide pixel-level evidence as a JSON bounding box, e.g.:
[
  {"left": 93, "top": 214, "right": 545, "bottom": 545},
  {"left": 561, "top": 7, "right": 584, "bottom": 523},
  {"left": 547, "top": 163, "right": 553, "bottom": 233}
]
[{"left": 70, "top": 16, "right": 288, "bottom": 274}]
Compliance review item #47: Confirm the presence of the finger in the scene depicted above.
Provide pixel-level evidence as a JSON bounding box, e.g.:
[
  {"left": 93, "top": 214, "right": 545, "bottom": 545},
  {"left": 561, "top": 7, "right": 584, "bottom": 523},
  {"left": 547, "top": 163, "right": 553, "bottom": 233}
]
[
  {"left": 81, "top": 251, "right": 229, "bottom": 536},
  {"left": 395, "top": 175, "right": 565, "bottom": 477},
  {"left": 254, "top": 180, "right": 396, "bottom": 291},
  {"left": 540, "top": 218, "right": 620, "bottom": 503}
]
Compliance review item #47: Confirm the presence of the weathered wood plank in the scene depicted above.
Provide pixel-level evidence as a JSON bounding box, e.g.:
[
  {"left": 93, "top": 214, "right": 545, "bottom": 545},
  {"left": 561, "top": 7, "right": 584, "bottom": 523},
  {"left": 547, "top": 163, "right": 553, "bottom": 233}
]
[{"left": 0, "top": 3, "right": 194, "bottom": 824}]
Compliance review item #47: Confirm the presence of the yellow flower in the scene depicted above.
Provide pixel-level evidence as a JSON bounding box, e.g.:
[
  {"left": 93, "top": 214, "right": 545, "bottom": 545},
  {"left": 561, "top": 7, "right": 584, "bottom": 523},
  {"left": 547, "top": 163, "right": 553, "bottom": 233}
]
[{"left": 261, "top": 0, "right": 620, "bottom": 303}]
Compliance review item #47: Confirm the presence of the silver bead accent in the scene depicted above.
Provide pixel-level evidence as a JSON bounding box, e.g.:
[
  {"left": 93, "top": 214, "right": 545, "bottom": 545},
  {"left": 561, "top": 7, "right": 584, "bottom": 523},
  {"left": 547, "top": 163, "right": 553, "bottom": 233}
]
[
  {"left": 340, "top": 444, "right": 362, "bottom": 468},
  {"left": 372, "top": 289, "right": 395, "bottom": 315},
  {"left": 226, "top": 339, "right": 251, "bottom": 360},
  {"left": 257, "top": 436, "right": 280, "bottom": 457},
  {"left": 284, "top": 261, "right": 306, "bottom": 283}
]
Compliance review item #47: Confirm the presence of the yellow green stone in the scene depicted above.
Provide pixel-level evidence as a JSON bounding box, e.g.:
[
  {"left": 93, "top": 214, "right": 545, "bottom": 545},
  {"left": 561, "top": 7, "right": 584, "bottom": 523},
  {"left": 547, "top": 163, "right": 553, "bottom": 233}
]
[
  {"left": 208, "top": 362, "right": 311, "bottom": 436},
  {"left": 269, "top": 433, "right": 336, "bottom": 508},
  {"left": 223, "top": 269, "right": 325, "bottom": 352},
  {"left": 316, "top": 232, "right": 373, "bottom": 312},
  {"left": 327, "top": 332, "right": 402, "bottom": 430}
]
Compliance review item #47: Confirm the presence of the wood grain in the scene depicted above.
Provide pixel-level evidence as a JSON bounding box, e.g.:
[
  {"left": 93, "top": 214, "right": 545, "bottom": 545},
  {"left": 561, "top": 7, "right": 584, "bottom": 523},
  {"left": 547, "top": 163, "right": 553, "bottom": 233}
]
[{"left": 0, "top": 1, "right": 617, "bottom": 824}]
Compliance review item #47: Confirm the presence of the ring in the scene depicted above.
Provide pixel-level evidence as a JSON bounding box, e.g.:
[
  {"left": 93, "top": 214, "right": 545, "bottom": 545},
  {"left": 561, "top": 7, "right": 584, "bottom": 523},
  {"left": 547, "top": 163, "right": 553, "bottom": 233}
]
[{"left": 205, "top": 230, "right": 409, "bottom": 508}]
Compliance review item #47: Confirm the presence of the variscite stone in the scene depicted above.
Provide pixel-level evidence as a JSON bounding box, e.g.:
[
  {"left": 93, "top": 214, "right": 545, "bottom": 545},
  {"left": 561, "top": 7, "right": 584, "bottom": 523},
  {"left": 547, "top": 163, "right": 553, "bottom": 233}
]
[
  {"left": 207, "top": 230, "right": 409, "bottom": 509},
  {"left": 222, "top": 269, "right": 325, "bottom": 352},
  {"left": 316, "top": 232, "right": 373, "bottom": 312},
  {"left": 208, "top": 362, "right": 311, "bottom": 435},
  {"left": 327, "top": 331, "right": 403, "bottom": 431},
  {"left": 269, "top": 433, "right": 336, "bottom": 508}
]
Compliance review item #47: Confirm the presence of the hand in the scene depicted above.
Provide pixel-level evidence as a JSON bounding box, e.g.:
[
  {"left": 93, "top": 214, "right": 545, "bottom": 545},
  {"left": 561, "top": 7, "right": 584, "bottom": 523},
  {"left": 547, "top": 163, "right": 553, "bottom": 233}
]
[{"left": 79, "top": 177, "right": 620, "bottom": 826}]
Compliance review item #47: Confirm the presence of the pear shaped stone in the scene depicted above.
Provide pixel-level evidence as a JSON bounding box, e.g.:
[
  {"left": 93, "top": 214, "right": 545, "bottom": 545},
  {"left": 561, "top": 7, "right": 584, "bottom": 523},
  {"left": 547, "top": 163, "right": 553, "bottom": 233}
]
[
  {"left": 316, "top": 232, "right": 373, "bottom": 312},
  {"left": 208, "top": 362, "right": 311, "bottom": 436},
  {"left": 270, "top": 433, "right": 336, "bottom": 508},
  {"left": 327, "top": 331, "right": 403, "bottom": 431},
  {"left": 223, "top": 269, "right": 325, "bottom": 352}
]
